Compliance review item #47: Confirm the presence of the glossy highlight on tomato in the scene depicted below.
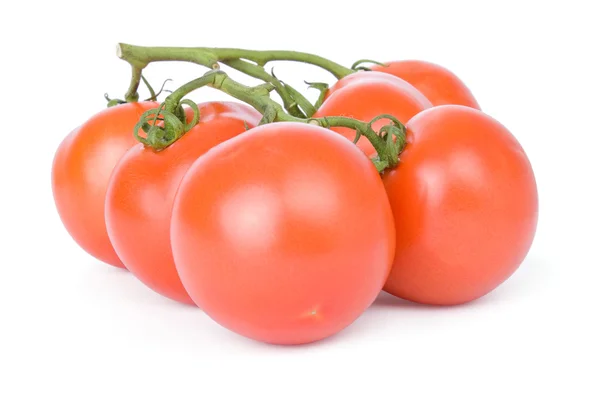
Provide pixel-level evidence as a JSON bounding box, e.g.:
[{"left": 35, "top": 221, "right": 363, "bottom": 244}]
[
  {"left": 372, "top": 60, "right": 480, "bottom": 109},
  {"left": 105, "top": 102, "right": 261, "bottom": 304},
  {"left": 171, "top": 122, "right": 396, "bottom": 344},
  {"left": 52, "top": 101, "right": 159, "bottom": 268},
  {"left": 314, "top": 73, "right": 432, "bottom": 154},
  {"left": 382, "top": 105, "right": 537, "bottom": 305}
]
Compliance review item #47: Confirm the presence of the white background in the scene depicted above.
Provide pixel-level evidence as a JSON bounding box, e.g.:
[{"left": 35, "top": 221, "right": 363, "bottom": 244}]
[{"left": 1, "top": 1, "right": 598, "bottom": 399}]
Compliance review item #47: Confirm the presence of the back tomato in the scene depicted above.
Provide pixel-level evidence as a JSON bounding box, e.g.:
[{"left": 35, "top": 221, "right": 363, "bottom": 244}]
[
  {"left": 372, "top": 60, "right": 480, "bottom": 109},
  {"left": 52, "top": 102, "right": 158, "bottom": 268},
  {"left": 171, "top": 122, "right": 395, "bottom": 344},
  {"left": 314, "top": 74, "right": 432, "bottom": 155},
  {"left": 105, "top": 102, "right": 261, "bottom": 304},
  {"left": 383, "top": 105, "right": 538, "bottom": 305},
  {"left": 327, "top": 70, "right": 429, "bottom": 99}
]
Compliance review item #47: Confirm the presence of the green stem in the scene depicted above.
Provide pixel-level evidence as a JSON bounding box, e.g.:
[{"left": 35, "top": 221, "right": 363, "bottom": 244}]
[
  {"left": 124, "top": 66, "right": 142, "bottom": 102},
  {"left": 214, "top": 75, "right": 404, "bottom": 170},
  {"left": 117, "top": 43, "right": 353, "bottom": 112},
  {"left": 306, "top": 81, "right": 330, "bottom": 110},
  {"left": 117, "top": 43, "right": 353, "bottom": 79},
  {"left": 162, "top": 72, "right": 221, "bottom": 112},
  {"left": 132, "top": 73, "right": 222, "bottom": 150},
  {"left": 282, "top": 83, "right": 317, "bottom": 117},
  {"left": 140, "top": 75, "right": 157, "bottom": 101},
  {"left": 137, "top": 68, "right": 402, "bottom": 170},
  {"left": 222, "top": 59, "right": 306, "bottom": 118}
]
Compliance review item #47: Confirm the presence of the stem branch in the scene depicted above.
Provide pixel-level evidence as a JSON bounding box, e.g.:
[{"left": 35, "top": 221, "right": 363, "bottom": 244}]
[
  {"left": 222, "top": 59, "right": 306, "bottom": 118},
  {"left": 118, "top": 44, "right": 353, "bottom": 78},
  {"left": 124, "top": 66, "right": 142, "bottom": 102},
  {"left": 117, "top": 43, "right": 354, "bottom": 103},
  {"left": 149, "top": 69, "right": 401, "bottom": 169}
]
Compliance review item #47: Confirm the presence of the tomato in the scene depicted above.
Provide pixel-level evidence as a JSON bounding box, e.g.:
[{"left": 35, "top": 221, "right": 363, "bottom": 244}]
[
  {"left": 327, "top": 70, "right": 425, "bottom": 98},
  {"left": 372, "top": 60, "right": 480, "bottom": 109},
  {"left": 382, "top": 105, "right": 538, "bottom": 305},
  {"left": 171, "top": 122, "right": 395, "bottom": 344},
  {"left": 314, "top": 74, "right": 432, "bottom": 154},
  {"left": 105, "top": 102, "right": 261, "bottom": 304},
  {"left": 52, "top": 102, "right": 159, "bottom": 268}
]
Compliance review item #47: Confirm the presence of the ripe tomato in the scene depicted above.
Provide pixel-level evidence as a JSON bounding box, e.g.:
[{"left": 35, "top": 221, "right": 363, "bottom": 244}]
[
  {"left": 326, "top": 70, "right": 425, "bottom": 99},
  {"left": 382, "top": 105, "right": 538, "bottom": 305},
  {"left": 105, "top": 102, "right": 261, "bottom": 304},
  {"left": 372, "top": 60, "right": 480, "bottom": 109},
  {"left": 314, "top": 74, "right": 432, "bottom": 154},
  {"left": 171, "top": 122, "right": 395, "bottom": 344},
  {"left": 52, "top": 102, "right": 158, "bottom": 268}
]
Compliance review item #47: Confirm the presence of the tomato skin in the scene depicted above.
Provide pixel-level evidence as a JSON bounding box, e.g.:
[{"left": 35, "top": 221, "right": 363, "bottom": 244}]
[
  {"left": 372, "top": 60, "right": 480, "bottom": 109},
  {"left": 171, "top": 122, "right": 395, "bottom": 344},
  {"left": 314, "top": 74, "right": 432, "bottom": 155},
  {"left": 382, "top": 105, "right": 538, "bottom": 305},
  {"left": 327, "top": 70, "right": 429, "bottom": 101},
  {"left": 105, "top": 102, "right": 261, "bottom": 304},
  {"left": 52, "top": 102, "right": 159, "bottom": 268}
]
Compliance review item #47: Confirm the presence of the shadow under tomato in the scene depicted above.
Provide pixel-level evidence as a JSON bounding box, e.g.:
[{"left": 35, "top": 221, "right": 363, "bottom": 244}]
[
  {"left": 205, "top": 257, "right": 551, "bottom": 349},
  {"left": 79, "top": 256, "right": 548, "bottom": 349},
  {"left": 325, "top": 256, "right": 550, "bottom": 344},
  {"left": 370, "top": 255, "right": 548, "bottom": 310},
  {"left": 370, "top": 290, "right": 492, "bottom": 310},
  {"left": 83, "top": 260, "right": 198, "bottom": 310}
]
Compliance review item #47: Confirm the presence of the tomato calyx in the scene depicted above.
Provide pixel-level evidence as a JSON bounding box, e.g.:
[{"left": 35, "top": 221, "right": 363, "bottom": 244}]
[
  {"left": 366, "top": 114, "right": 407, "bottom": 171},
  {"left": 131, "top": 70, "right": 229, "bottom": 150},
  {"left": 133, "top": 100, "right": 200, "bottom": 151},
  {"left": 303, "top": 113, "right": 406, "bottom": 172}
]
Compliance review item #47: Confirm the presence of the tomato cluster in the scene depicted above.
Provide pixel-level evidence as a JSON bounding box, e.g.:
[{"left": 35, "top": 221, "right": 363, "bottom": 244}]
[{"left": 52, "top": 51, "right": 538, "bottom": 345}]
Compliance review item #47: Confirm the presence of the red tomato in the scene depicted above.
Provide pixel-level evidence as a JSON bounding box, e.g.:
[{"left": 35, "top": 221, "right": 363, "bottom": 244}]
[
  {"left": 372, "top": 60, "right": 480, "bottom": 109},
  {"left": 327, "top": 70, "right": 428, "bottom": 97},
  {"left": 105, "top": 102, "right": 261, "bottom": 304},
  {"left": 171, "top": 122, "right": 395, "bottom": 344},
  {"left": 314, "top": 74, "right": 432, "bottom": 154},
  {"left": 382, "top": 105, "right": 538, "bottom": 305},
  {"left": 52, "top": 102, "right": 159, "bottom": 268}
]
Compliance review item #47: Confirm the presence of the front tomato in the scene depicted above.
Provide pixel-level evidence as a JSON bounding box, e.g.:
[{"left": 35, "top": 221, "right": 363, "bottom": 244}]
[{"left": 170, "top": 122, "right": 396, "bottom": 344}]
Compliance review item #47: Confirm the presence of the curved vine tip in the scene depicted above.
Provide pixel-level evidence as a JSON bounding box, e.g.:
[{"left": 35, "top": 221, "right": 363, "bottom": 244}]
[
  {"left": 152, "top": 78, "right": 174, "bottom": 98},
  {"left": 142, "top": 77, "right": 173, "bottom": 101},
  {"left": 104, "top": 93, "right": 126, "bottom": 108},
  {"left": 180, "top": 99, "right": 200, "bottom": 131},
  {"left": 305, "top": 81, "right": 329, "bottom": 110},
  {"left": 270, "top": 67, "right": 279, "bottom": 81},
  {"left": 284, "top": 83, "right": 317, "bottom": 117},
  {"left": 351, "top": 59, "right": 387, "bottom": 71},
  {"left": 367, "top": 114, "right": 407, "bottom": 171},
  {"left": 133, "top": 100, "right": 200, "bottom": 151}
]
